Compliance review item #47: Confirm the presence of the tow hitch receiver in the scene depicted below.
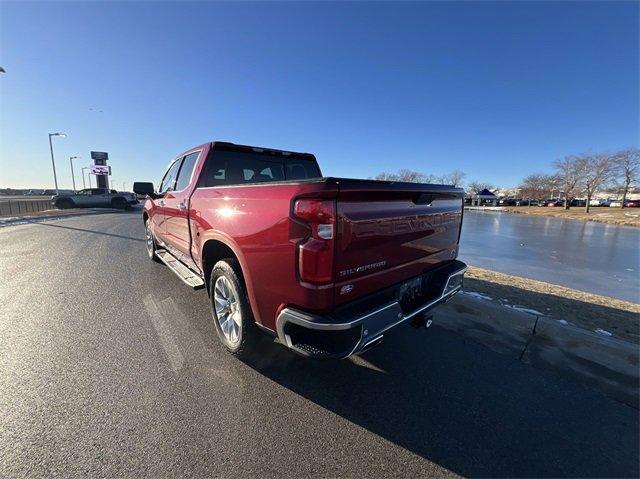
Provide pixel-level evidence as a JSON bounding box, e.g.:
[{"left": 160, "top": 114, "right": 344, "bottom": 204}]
[{"left": 411, "top": 314, "right": 433, "bottom": 329}]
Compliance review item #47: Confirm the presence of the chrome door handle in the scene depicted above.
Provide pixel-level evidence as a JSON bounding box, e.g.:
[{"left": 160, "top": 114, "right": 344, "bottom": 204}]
[{"left": 177, "top": 202, "right": 187, "bottom": 211}]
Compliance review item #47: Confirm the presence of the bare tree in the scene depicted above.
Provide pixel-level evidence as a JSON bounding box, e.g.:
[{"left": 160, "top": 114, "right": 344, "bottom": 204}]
[
  {"left": 466, "top": 181, "right": 496, "bottom": 196},
  {"left": 373, "top": 172, "right": 400, "bottom": 181},
  {"left": 372, "top": 169, "right": 440, "bottom": 183},
  {"left": 612, "top": 148, "right": 640, "bottom": 208},
  {"left": 519, "top": 173, "right": 557, "bottom": 206},
  {"left": 575, "top": 153, "right": 614, "bottom": 213},
  {"left": 553, "top": 155, "right": 582, "bottom": 210},
  {"left": 440, "top": 169, "right": 466, "bottom": 187}
]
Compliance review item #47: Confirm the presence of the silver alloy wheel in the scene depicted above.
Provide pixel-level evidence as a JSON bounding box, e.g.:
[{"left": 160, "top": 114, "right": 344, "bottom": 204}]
[
  {"left": 145, "top": 221, "right": 154, "bottom": 257},
  {"left": 214, "top": 276, "right": 241, "bottom": 344}
]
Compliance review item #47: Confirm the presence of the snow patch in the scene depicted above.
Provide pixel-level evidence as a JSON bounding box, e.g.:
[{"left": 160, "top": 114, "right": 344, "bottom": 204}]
[
  {"left": 463, "top": 291, "right": 493, "bottom": 301},
  {"left": 594, "top": 328, "right": 613, "bottom": 337}
]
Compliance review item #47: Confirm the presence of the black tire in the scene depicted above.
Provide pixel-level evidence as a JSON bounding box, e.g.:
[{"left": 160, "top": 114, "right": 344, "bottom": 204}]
[
  {"left": 111, "top": 197, "right": 127, "bottom": 209},
  {"left": 55, "top": 198, "right": 74, "bottom": 209},
  {"left": 144, "top": 219, "right": 161, "bottom": 263},
  {"left": 210, "top": 258, "right": 258, "bottom": 358}
]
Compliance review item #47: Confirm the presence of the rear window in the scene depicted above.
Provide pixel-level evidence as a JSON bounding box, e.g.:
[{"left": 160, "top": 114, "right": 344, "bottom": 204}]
[{"left": 199, "top": 149, "right": 321, "bottom": 187}]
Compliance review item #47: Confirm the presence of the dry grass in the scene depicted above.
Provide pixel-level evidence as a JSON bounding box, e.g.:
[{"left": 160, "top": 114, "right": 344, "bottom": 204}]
[
  {"left": 464, "top": 266, "right": 639, "bottom": 343},
  {"left": 497, "top": 205, "right": 640, "bottom": 227}
]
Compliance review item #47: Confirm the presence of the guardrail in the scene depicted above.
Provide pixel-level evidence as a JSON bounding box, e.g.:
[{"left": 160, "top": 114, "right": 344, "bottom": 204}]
[{"left": 0, "top": 199, "right": 55, "bottom": 217}]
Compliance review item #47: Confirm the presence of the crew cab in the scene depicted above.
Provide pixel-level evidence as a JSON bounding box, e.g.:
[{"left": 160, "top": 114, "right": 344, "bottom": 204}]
[{"left": 134, "top": 141, "right": 466, "bottom": 359}]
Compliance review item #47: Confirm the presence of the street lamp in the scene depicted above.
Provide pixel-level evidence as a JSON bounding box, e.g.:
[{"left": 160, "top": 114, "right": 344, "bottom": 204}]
[
  {"left": 69, "top": 156, "right": 80, "bottom": 191},
  {"left": 48, "top": 132, "right": 66, "bottom": 195},
  {"left": 82, "top": 167, "right": 92, "bottom": 188}
]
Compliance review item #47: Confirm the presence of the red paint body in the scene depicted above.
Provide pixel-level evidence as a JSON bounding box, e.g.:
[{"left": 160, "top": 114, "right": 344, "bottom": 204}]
[{"left": 143, "top": 142, "right": 464, "bottom": 332}]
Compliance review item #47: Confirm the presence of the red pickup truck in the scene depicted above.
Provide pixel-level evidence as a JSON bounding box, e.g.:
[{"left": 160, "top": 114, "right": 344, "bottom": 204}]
[{"left": 134, "top": 141, "right": 466, "bottom": 359}]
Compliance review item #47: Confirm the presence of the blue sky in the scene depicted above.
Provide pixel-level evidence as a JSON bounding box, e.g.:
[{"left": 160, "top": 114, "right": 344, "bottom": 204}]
[{"left": 1, "top": 1, "right": 638, "bottom": 190}]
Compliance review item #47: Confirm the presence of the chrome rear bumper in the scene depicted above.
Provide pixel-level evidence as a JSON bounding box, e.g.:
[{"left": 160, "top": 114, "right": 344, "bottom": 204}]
[{"left": 276, "top": 261, "right": 467, "bottom": 358}]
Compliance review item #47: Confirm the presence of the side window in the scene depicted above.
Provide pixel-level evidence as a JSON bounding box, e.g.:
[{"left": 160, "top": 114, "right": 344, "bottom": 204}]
[
  {"left": 174, "top": 151, "right": 200, "bottom": 191},
  {"left": 198, "top": 153, "right": 228, "bottom": 187},
  {"left": 159, "top": 158, "right": 183, "bottom": 193}
]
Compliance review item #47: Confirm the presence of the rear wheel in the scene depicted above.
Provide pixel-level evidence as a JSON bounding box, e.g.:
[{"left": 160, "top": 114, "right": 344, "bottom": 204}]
[
  {"left": 55, "top": 198, "right": 74, "bottom": 209},
  {"left": 210, "top": 259, "right": 258, "bottom": 358},
  {"left": 111, "top": 197, "right": 127, "bottom": 209}
]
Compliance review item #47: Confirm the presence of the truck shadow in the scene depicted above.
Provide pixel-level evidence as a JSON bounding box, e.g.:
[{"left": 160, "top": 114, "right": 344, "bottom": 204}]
[
  {"left": 242, "top": 320, "right": 639, "bottom": 477},
  {"left": 29, "top": 219, "right": 145, "bottom": 242}
]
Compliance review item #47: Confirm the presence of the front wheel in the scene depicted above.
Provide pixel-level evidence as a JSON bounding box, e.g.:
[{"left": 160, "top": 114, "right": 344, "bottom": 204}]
[
  {"left": 210, "top": 259, "right": 258, "bottom": 358},
  {"left": 145, "top": 219, "right": 161, "bottom": 263}
]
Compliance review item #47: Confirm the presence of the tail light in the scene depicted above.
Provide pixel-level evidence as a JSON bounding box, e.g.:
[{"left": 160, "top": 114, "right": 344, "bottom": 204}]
[{"left": 294, "top": 199, "right": 335, "bottom": 284}]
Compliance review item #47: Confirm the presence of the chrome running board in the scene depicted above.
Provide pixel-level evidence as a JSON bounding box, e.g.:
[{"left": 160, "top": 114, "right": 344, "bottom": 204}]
[{"left": 155, "top": 249, "right": 205, "bottom": 290}]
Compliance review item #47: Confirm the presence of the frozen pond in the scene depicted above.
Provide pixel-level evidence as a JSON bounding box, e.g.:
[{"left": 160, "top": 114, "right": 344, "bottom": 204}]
[{"left": 459, "top": 210, "right": 640, "bottom": 303}]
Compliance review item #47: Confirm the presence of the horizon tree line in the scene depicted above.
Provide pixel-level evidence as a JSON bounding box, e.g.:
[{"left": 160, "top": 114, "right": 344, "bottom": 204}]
[{"left": 372, "top": 147, "right": 639, "bottom": 212}]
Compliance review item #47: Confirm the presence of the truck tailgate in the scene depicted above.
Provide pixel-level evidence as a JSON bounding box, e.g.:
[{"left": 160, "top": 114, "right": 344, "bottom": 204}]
[{"left": 333, "top": 179, "right": 463, "bottom": 304}]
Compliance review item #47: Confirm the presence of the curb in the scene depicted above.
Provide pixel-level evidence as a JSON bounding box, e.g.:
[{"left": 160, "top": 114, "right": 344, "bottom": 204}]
[
  {"left": 432, "top": 293, "right": 537, "bottom": 358},
  {"left": 434, "top": 292, "right": 639, "bottom": 408},
  {"left": 523, "top": 318, "right": 639, "bottom": 408},
  {"left": 0, "top": 208, "right": 130, "bottom": 227}
]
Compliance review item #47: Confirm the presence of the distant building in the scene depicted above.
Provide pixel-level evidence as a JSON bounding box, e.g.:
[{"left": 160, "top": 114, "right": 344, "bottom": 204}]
[{"left": 473, "top": 188, "right": 498, "bottom": 206}]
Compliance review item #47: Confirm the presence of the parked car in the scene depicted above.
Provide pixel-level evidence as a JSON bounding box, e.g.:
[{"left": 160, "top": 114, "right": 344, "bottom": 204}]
[
  {"left": 570, "top": 198, "right": 586, "bottom": 207},
  {"left": 24, "top": 189, "right": 45, "bottom": 196},
  {"left": 589, "top": 198, "right": 614, "bottom": 207},
  {"left": 134, "top": 141, "right": 467, "bottom": 359},
  {"left": 542, "top": 199, "right": 563, "bottom": 207},
  {"left": 51, "top": 188, "right": 138, "bottom": 209},
  {"left": 610, "top": 199, "right": 640, "bottom": 208}
]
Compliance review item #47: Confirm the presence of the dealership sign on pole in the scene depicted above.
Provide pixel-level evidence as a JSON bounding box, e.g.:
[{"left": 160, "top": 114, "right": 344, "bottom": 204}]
[
  {"left": 90, "top": 151, "right": 109, "bottom": 162},
  {"left": 90, "top": 151, "right": 110, "bottom": 188},
  {"left": 89, "top": 165, "right": 111, "bottom": 175}
]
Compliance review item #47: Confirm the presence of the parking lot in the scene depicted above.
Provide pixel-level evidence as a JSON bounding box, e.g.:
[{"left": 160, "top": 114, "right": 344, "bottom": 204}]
[{"left": 0, "top": 210, "right": 637, "bottom": 478}]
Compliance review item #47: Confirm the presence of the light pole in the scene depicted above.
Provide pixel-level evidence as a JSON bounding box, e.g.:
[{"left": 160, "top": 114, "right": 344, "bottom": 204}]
[
  {"left": 48, "top": 132, "right": 66, "bottom": 195},
  {"left": 69, "top": 156, "right": 80, "bottom": 191},
  {"left": 82, "top": 167, "right": 92, "bottom": 188},
  {"left": 122, "top": 181, "right": 126, "bottom": 191}
]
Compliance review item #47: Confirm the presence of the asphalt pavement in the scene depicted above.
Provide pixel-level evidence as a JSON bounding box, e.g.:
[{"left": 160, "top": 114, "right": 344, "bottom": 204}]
[{"left": 1, "top": 209, "right": 638, "bottom": 478}]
